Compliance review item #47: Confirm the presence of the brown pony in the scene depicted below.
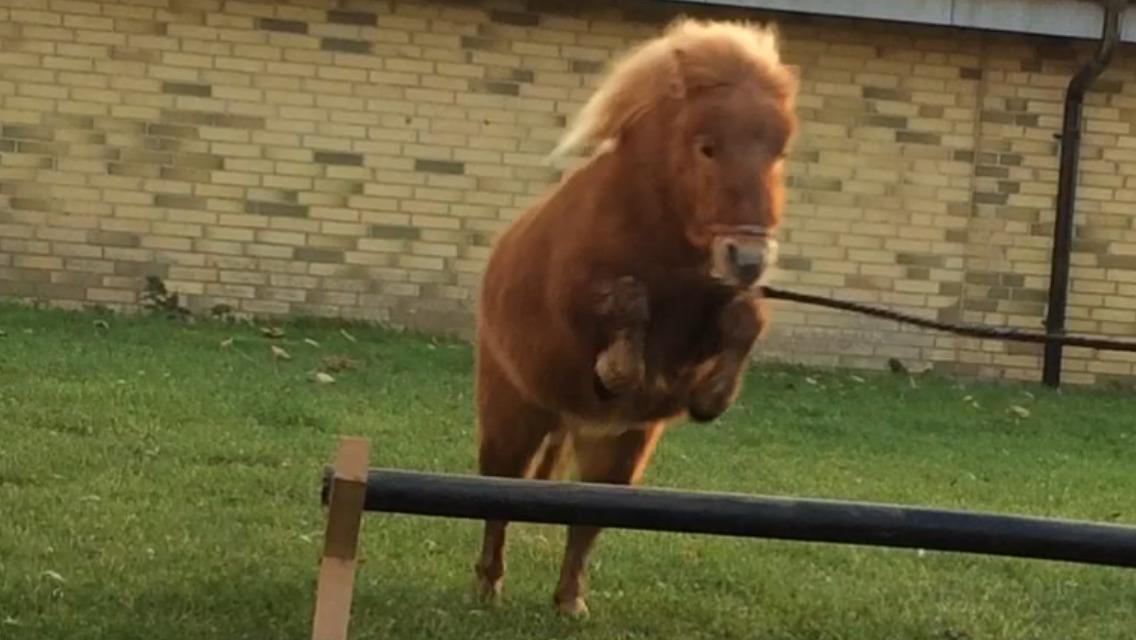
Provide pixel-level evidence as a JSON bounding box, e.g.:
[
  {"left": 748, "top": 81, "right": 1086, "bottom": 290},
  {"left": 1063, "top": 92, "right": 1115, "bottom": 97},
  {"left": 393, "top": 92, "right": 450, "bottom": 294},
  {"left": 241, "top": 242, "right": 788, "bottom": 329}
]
[{"left": 473, "top": 17, "right": 799, "bottom": 616}]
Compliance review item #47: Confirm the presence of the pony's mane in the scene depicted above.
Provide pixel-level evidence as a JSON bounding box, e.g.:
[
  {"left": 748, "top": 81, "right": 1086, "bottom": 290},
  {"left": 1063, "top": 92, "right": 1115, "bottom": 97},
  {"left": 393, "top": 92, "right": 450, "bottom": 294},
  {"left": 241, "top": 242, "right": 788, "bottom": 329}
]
[{"left": 548, "top": 17, "right": 794, "bottom": 162}]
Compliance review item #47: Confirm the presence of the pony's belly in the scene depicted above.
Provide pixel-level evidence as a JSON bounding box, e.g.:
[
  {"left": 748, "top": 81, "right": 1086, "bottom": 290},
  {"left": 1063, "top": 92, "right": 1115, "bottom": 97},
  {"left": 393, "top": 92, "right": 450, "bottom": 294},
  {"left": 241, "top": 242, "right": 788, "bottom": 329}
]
[
  {"left": 561, "top": 414, "right": 654, "bottom": 437},
  {"left": 479, "top": 307, "right": 600, "bottom": 412}
]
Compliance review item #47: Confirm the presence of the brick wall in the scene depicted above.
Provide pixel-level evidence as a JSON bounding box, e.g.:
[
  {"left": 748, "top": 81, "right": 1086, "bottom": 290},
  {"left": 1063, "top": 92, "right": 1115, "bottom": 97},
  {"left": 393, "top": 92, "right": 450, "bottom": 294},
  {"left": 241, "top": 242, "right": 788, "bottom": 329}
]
[{"left": 2, "top": 0, "right": 1135, "bottom": 385}]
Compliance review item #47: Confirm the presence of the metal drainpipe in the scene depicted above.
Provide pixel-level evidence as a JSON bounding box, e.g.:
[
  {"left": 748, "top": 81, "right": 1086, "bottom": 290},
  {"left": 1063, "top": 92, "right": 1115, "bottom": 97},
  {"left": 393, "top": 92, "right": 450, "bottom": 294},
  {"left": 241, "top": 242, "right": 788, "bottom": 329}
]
[{"left": 1042, "top": 1, "right": 1125, "bottom": 388}]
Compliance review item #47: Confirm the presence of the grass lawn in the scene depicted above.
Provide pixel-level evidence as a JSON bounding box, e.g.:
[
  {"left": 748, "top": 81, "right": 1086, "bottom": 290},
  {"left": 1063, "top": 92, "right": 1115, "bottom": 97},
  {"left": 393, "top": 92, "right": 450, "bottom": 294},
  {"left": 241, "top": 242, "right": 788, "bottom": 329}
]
[{"left": 1, "top": 302, "right": 1134, "bottom": 640}]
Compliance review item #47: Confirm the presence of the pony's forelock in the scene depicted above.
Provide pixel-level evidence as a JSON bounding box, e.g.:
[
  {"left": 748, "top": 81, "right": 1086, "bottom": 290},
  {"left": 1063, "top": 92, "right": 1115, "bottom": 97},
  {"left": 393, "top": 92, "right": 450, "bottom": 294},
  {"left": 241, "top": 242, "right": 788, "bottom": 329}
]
[{"left": 546, "top": 17, "right": 788, "bottom": 164}]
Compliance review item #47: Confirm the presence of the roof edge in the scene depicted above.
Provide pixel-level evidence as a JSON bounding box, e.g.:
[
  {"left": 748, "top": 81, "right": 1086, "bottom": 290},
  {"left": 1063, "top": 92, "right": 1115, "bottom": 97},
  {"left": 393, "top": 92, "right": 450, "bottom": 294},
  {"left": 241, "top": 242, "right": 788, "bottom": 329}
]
[{"left": 671, "top": 0, "right": 1136, "bottom": 44}]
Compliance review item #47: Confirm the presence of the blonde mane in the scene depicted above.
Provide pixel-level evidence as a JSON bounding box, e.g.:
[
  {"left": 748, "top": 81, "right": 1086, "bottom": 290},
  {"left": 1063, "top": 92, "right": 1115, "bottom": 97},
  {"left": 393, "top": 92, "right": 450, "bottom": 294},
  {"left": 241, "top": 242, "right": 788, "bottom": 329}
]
[{"left": 548, "top": 17, "right": 793, "bottom": 162}]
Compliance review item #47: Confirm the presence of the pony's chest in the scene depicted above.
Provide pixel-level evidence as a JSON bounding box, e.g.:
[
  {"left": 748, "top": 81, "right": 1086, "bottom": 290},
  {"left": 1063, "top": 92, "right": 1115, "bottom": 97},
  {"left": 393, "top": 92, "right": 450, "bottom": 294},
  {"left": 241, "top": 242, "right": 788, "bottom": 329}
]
[{"left": 643, "top": 288, "right": 725, "bottom": 364}]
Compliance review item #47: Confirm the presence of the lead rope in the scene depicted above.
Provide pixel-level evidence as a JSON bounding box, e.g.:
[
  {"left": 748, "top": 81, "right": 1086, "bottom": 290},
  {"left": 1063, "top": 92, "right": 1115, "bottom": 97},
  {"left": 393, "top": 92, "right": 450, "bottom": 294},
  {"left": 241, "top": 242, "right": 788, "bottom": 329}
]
[{"left": 759, "top": 285, "right": 1136, "bottom": 352}]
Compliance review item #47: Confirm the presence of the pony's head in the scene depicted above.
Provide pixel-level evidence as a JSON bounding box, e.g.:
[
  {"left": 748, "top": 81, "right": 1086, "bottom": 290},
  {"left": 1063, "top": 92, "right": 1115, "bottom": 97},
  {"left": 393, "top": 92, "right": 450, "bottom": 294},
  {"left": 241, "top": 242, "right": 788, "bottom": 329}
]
[{"left": 551, "top": 17, "right": 799, "bottom": 290}]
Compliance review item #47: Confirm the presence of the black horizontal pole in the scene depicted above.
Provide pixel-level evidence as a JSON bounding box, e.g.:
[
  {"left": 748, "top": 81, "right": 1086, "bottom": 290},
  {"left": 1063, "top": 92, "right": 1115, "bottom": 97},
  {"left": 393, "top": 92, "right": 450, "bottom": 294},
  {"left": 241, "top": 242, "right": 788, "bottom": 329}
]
[{"left": 321, "top": 467, "right": 1136, "bottom": 570}]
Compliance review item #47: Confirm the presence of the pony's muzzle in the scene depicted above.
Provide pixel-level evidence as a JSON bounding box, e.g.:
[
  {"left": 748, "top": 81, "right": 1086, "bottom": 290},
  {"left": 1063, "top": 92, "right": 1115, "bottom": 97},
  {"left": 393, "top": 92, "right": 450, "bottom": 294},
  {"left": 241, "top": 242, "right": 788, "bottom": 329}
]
[{"left": 713, "top": 234, "right": 778, "bottom": 288}]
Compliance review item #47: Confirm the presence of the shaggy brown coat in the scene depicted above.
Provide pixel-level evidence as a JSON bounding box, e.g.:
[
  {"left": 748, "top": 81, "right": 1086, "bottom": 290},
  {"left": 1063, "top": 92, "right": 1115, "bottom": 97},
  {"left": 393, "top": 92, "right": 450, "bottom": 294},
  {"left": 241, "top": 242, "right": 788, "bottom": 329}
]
[{"left": 473, "top": 16, "right": 800, "bottom": 617}]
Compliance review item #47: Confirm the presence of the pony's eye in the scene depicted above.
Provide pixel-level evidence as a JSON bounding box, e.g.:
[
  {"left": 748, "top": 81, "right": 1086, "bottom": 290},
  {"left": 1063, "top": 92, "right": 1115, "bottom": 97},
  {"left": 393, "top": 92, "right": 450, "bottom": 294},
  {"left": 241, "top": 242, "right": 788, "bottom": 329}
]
[{"left": 697, "top": 139, "right": 716, "bottom": 159}]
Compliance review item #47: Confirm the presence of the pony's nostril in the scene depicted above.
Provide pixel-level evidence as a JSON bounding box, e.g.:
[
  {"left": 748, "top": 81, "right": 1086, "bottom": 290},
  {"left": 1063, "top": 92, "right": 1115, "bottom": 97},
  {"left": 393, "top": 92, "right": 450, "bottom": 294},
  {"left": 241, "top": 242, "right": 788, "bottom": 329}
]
[{"left": 737, "top": 263, "right": 760, "bottom": 284}]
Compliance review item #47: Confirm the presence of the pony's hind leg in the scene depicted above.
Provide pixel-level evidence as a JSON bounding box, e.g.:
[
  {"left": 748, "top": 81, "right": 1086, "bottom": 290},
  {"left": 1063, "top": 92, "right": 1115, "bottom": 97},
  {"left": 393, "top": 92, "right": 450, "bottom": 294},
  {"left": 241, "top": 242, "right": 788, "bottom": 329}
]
[
  {"left": 553, "top": 422, "right": 666, "bottom": 617},
  {"left": 473, "top": 348, "right": 561, "bottom": 604}
]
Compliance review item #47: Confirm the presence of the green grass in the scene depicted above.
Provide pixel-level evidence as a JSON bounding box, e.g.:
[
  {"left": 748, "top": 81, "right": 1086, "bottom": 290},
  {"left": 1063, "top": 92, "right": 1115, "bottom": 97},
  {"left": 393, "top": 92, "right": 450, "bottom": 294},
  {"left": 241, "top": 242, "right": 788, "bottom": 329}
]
[{"left": 1, "top": 302, "right": 1134, "bottom": 640}]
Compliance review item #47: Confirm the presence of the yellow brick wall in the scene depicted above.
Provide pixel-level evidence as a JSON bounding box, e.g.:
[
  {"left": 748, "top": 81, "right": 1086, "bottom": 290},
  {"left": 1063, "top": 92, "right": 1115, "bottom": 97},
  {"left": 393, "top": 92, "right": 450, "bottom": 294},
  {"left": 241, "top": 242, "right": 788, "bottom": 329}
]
[{"left": 2, "top": 0, "right": 1135, "bottom": 385}]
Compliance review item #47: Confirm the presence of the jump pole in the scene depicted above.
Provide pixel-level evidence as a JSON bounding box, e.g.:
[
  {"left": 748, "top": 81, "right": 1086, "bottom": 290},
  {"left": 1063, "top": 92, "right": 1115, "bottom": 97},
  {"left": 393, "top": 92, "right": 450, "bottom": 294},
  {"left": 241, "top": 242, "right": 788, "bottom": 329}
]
[
  {"left": 311, "top": 436, "right": 370, "bottom": 640},
  {"left": 319, "top": 457, "right": 1136, "bottom": 570},
  {"left": 309, "top": 434, "right": 1135, "bottom": 635}
]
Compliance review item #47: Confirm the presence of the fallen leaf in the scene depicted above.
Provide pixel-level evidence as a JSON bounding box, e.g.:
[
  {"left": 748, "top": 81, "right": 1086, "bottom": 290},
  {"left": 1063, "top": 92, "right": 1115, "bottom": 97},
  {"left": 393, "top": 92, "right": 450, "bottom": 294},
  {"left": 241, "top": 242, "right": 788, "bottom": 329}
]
[
  {"left": 804, "top": 376, "right": 817, "bottom": 385},
  {"left": 0, "top": 329, "right": 7, "bottom": 337},
  {"left": 313, "top": 372, "right": 335, "bottom": 384},
  {"left": 339, "top": 329, "right": 357, "bottom": 343},
  {"left": 260, "top": 326, "right": 286, "bottom": 339},
  {"left": 1009, "top": 405, "right": 1030, "bottom": 418},
  {"left": 849, "top": 374, "right": 865, "bottom": 383},
  {"left": 270, "top": 345, "right": 291, "bottom": 361},
  {"left": 220, "top": 337, "right": 234, "bottom": 348},
  {"left": 3, "top": 616, "right": 20, "bottom": 627},
  {"left": 304, "top": 338, "right": 321, "bottom": 347},
  {"left": 41, "top": 570, "right": 65, "bottom": 583},
  {"left": 93, "top": 319, "right": 109, "bottom": 330},
  {"left": 321, "top": 355, "right": 360, "bottom": 373}
]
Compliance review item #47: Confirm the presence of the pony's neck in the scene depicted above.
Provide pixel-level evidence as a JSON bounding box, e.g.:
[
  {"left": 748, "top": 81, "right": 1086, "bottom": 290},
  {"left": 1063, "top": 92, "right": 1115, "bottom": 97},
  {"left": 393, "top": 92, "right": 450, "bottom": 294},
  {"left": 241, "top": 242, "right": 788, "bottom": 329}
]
[{"left": 604, "top": 135, "right": 700, "bottom": 268}]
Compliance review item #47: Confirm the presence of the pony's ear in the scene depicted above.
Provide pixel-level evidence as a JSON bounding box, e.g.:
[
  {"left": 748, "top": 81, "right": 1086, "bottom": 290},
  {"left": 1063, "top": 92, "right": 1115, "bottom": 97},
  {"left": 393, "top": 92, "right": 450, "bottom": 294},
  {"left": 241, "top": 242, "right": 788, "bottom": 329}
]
[{"left": 668, "top": 46, "right": 689, "bottom": 98}]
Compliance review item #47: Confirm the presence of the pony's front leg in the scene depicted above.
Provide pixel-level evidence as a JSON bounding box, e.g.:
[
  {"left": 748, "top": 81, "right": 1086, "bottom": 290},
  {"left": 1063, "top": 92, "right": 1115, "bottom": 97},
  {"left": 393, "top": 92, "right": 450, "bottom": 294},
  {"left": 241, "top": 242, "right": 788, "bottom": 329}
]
[
  {"left": 591, "top": 276, "right": 649, "bottom": 399},
  {"left": 687, "top": 294, "right": 765, "bottom": 422}
]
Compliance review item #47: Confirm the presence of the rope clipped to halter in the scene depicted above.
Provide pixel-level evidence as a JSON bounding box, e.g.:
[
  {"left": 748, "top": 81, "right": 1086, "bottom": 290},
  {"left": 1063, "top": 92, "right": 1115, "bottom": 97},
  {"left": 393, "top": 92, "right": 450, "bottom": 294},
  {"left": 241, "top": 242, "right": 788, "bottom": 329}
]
[{"left": 759, "top": 285, "right": 1136, "bottom": 353}]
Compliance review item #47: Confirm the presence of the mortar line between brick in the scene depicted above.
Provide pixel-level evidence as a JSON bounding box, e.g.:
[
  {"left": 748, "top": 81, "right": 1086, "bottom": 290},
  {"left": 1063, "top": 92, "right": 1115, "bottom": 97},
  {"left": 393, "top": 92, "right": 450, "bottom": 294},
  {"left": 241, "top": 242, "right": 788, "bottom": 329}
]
[{"left": 959, "top": 29, "right": 992, "bottom": 362}]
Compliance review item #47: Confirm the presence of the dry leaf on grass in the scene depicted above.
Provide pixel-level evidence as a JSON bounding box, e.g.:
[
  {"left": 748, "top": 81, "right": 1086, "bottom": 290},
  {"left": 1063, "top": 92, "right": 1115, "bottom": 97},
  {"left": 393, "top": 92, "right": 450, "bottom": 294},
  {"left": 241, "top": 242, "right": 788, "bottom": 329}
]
[
  {"left": 220, "top": 337, "right": 234, "bottom": 348},
  {"left": 1008, "top": 405, "right": 1031, "bottom": 418},
  {"left": 270, "top": 345, "right": 291, "bottom": 361},
  {"left": 339, "top": 329, "right": 357, "bottom": 343},
  {"left": 304, "top": 338, "right": 320, "bottom": 347},
  {"left": 41, "top": 570, "right": 65, "bottom": 583},
  {"left": 93, "top": 320, "right": 109, "bottom": 330},
  {"left": 320, "top": 354, "right": 360, "bottom": 373},
  {"left": 260, "top": 326, "right": 286, "bottom": 339},
  {"left": 312, "top": 372, "right": 335, "bottom": 384}
]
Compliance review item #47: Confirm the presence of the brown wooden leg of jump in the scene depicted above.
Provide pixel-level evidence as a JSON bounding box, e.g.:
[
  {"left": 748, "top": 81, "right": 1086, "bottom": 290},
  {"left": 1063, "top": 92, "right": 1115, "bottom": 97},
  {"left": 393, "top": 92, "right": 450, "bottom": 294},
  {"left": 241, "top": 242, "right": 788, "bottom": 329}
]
[{"left": 311, "top": 436, "right": 371, "bottom": 640}]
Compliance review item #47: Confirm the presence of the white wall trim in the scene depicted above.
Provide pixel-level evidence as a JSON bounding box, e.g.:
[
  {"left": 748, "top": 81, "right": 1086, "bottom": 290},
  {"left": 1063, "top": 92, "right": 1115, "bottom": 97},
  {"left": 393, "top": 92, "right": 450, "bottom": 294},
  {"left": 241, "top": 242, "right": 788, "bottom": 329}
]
[{"left": 671, "top": 0, "right": 1136, "bottom": 44}]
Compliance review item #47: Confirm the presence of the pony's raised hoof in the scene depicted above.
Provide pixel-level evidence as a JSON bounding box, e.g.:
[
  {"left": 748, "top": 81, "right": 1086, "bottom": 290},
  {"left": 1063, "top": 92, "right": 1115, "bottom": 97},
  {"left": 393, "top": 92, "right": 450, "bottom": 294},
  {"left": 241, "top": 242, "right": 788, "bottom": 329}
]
[
  {"left": 687, "top": 368, "right": 740, "bottom": 423},
  {"left": 554, "top": 595, "right": 590, "bottom": 619},
  {"left": 595, "top": 334, "right": 646, "bottom": 397}
]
